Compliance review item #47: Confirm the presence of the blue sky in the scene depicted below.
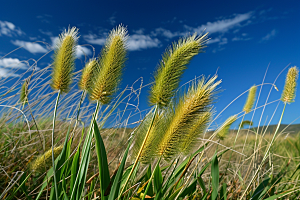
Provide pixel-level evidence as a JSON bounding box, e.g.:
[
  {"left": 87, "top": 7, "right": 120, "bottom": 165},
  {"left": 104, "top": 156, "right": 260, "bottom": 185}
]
[{"left": 0, "top": 0, "right": 299, "bottom": 128}]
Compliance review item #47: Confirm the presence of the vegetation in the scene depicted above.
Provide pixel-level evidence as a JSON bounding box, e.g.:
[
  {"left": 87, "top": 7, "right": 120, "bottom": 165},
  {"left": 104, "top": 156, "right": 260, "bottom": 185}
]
[{"left": 0, "top": 24, "right": 299, "bottom": 200}]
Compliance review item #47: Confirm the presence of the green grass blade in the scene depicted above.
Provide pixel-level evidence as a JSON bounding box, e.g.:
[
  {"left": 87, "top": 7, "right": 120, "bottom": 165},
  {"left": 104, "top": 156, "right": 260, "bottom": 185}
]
[
  {"left": 153, "top": 164, "right": 163, "bottom": 194},
  {"left": 197, "top": 176, "right": 207, "bottom": 196},
  {"left": 70, "top": 146, "right": 80, "bottom": 193},
  {"left": 251, "top": 178, "right": 270, "bottom": 200},
  {"left": 211, "top": 152, "right": 219, "bottom": 200},
  {"left": 93, "top": 120, "right": 110, "bottom": 198},
  {"left": 178, "top": 179, "right": 197, "bottom": 198},
  {"left": 6, "top": 173, "right": 32, "bottom": 200},
  {"left": 108, "top": 141, "right": 130, "bottom": 200}
]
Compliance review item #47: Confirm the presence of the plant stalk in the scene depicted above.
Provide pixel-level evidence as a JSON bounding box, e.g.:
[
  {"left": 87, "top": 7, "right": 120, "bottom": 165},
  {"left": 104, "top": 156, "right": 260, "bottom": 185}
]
[{"left": 51, "top": 90, "right": 61, "bottom": 200}]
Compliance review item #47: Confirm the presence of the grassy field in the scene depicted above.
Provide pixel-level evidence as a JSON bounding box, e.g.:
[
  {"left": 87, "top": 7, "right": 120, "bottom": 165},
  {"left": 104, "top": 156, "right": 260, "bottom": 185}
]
[{"left": 0, "top": 25, "right": 300, "bottom": 199}]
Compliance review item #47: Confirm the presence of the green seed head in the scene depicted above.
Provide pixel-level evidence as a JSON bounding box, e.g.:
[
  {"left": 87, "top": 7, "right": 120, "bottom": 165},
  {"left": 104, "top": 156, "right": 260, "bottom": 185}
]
[
  {"left": 78, "top": 58, "right": 98, "bottom": 90},
  {"left": 20, "top": 79, "right": 29, "bottom": 106},
  {"left": 89, "top": 25, "right": 128, "bottom": 104},
  {"left": 216, "top": 115, "right": 237, "bottom": 140},
  {"left": 50, "top": 27, "right": 78, "bottom": 93},
  {"left": 31, "top": 146, "right": 63, "bottom": 173},
  {"left": 243, "top": 85, "right": 257, "bottom": 113},
  {"left": 281, "top": 66, "right": 298, "bottom": 103},
  {"left": 149, "top": 33, "right": 208, "bottom": 108}
]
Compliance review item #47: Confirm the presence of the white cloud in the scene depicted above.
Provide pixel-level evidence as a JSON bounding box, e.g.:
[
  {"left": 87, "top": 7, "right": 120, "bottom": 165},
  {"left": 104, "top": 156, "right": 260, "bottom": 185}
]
[
  {"left": 0, "top": 58, "right": 28, "bottom": 70},
  {"left": 261, "top": 29, "right": 277, "bottom": 42},
  {"left": 11, "top": 40, "right": 48, "bottom": 54},
  {"left": 51, "top": 36, "right": 92, "bottom": 58},
  {"left": 0, "top": 68, "right": 17, "bottom": 78},
  {"left": 39, "top": 29, "right": 53, "bottom": 36},
  {"left": 84, "top": 33, "right": 161, "bottom": 51},
  {"left": 0, "top": 20, "right": 23, "bottom": 37},
  {"left": 152, "top": 28, "right": 181, "bottom": 38},
  {"left": 76, "top": 46, "right": 92, "bottom": 58},
  {"left": 128, "top": 34, "right": 161, "bottom": 51},
  {"left": 207, "top": 38, "right": 220, "bottom": 44},
  {"left": 184, "top": 12, "right": 252, "bottom": 34},
  {"left": 83, "top": 34, "right": 106, "bottom": 45},
  {"left": 219, "top": 38, "right": 228, "bottom": 45}
]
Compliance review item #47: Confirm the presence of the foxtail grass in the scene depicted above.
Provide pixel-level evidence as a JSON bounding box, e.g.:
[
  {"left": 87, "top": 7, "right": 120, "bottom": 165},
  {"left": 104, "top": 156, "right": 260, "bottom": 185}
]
[
  {"left": 50, "top": 26, "right": 78, "bottom": 199},
  {"left": 89, "top": 25, "right": 128, "bottom": 105},
  {"left": 281, "top": 66, "right": 298, "bottom": 103},
  {"left": 243, "top": 85, "right": 257, "bottom": 114},
  {"left": 149, "top": 33, "right": 208, "bottom": 108},
  {"left": 31, "top": 146, "right": 63, "bottom": 173},
  {"left": 241, "top": 66, "right": 299, "bottom": 199},
  {"left": 20, "top": 79, "right": 29, "bottom": 107},
  {"left": 121, "top": 33, "right": 209, "bottom": 197},
  {"left": 157, "top": 76, "right": 220, "bottom": 160},
  {"left": 216, "top": 115, "right": 237, "bottom": 140}
]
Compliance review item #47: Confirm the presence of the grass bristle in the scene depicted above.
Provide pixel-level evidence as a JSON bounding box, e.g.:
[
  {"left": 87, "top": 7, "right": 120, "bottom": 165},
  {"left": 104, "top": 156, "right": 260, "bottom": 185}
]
[
  {"left": 157, "top": 76, "right": 221, "bottom": 160},
  {"left": 50, "top": 26, "right": 78, "bottom": 93},
  {"left": 149, "top": 33, "right": 208, "bottom": 108},
  {"left": 78, "top": 58, "right": 98, "bottom": 91},
  {"left": 88, "top": 25, "right": 128, "bottom": 104},
  {"left": 243, "top": 85, "right": 257, "bottom": 113},
  {"left": 281, "top": 66, "right": 298, "bottom": 103}
]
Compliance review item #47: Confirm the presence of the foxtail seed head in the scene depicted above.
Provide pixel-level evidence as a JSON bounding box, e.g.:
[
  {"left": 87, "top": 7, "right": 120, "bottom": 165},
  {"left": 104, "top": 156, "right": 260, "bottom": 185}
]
[
  {"left": 216, "top": 115, "right": 237, "bottom": 140},
  {"left": 149, "top": 33, "right": 208, "bottom": 108},
  {"left": 180, "top": 111, "right": 212, "bottom": 154},
  {"left": 79, "top": 58, "right": 98, "bottom": 90},
  {"left": 281, "top": 66, "right": 298, "bottom": 103},
  {"left": 89, "top": 25, "right": 128, "bottom": 104},
  {"left": 157, "top": 76, "right": 221, "bottom": 160},
  {"left": 31, "top": 146, "right": 63, "bottom": 173},
  {"left": 20, "top": 79, "right": 29, "bottom": 106},
  {"left": 50, "top": 27, "right": 78, "bottom": 93},
  {"left": 243, "top": 85, "right": 257, "bottom": 113}
]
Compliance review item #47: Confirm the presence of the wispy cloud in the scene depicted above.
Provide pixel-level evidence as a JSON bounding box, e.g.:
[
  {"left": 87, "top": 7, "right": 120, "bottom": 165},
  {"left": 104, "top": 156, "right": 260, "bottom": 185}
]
[
  {"left": 128, "top": 34, "right": 161, "bottom": 51},
  {"left": 184, "top": 12, "right": 253, "bottom": 34},
  {"left": 83, "top": 33, "right": 161, "bottom": 51},
  {"left": 11, "top": 40, "right": 48, "bottom": 54},
  {"left": 37, "top": 14, "right": 52, "bottom": 24},
  {"left": 151, "top": 28, "right": 182, "bottom": 39},
  {"left": 83, "top": 34, "right": 106, "bottom": 45},
  {"left": 0, "top": 21, "right": 24, "bottom": 37},
  {"left": 260, "top": 29, "right": 277, "bottom": 42},
  {"left": 39, "top": 29, "right": 53, "bottom": 36},
  {"left": 108, "top": 13, "right": 116, "bottom": 26}
]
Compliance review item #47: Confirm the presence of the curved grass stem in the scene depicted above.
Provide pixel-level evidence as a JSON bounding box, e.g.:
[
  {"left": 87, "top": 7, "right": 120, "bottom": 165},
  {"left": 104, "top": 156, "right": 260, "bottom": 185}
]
[
  {"left": 51, "top": 90, "right": 61, "bottom": 200},
  {"left": 240, "top": 102, "right": 287, "bottom": 199}
]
